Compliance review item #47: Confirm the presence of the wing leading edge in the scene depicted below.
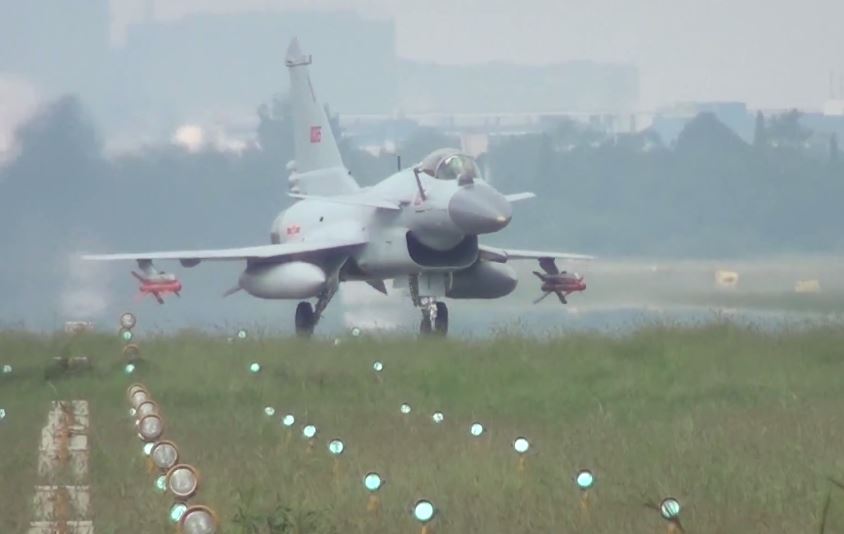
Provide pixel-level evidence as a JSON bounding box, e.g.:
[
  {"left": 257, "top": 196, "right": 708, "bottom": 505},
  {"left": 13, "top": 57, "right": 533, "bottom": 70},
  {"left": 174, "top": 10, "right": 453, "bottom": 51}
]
[
  {"left": 82, "top": 239, "right": 367, "bottom": 263},
  {"left": 478, "top": 244, "right": 595, "bottom": 263}
]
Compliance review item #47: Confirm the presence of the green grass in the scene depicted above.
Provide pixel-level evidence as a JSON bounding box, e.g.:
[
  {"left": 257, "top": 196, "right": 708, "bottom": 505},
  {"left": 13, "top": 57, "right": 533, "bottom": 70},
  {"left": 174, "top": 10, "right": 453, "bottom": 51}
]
[{"left": 2, "top": 323, "right": 844, "bottom": 533}]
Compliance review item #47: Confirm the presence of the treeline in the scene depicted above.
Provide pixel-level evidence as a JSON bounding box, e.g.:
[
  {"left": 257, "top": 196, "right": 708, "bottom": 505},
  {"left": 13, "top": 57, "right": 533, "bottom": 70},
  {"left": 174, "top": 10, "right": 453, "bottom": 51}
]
[{"left": 0, "top": 95, "right": 842, "bottom": 323}]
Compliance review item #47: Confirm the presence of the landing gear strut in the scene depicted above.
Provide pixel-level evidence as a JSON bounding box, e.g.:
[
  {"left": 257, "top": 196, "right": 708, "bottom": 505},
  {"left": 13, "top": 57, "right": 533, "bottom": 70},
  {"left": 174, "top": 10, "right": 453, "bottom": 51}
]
[
  {"left": 294, "top": 285, "right": 337, "bottom": 338},
  {"left": 419, "top": 299, "right": 448, "bottom": 336}
]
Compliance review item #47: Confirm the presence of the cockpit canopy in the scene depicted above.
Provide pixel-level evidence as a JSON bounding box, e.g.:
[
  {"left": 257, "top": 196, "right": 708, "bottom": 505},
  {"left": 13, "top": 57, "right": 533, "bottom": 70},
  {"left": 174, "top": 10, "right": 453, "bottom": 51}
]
[{"left": 416, "top": 148, "right": 481, "bottom": 183}]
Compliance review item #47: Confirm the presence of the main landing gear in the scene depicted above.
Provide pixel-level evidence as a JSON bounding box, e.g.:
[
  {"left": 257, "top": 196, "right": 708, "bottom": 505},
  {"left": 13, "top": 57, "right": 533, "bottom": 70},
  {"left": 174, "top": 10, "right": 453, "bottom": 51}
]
[
  {"left": 419, "top": 298, "right": 448, "bottom": 336},
  {"left": 295, "top": 286, "right": 336, "bottom": 338}
]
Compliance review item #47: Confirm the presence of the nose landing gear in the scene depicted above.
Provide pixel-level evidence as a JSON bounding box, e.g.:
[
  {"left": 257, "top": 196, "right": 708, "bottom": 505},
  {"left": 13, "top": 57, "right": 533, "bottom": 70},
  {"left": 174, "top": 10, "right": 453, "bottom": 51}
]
[{"left": 418, "top": 298, "right": 448, "bottom": 337}]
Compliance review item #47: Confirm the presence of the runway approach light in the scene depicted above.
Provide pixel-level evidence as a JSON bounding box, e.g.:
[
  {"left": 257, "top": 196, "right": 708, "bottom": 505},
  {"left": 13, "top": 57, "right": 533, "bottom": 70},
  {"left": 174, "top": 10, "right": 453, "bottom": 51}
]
[
  {"left": 120, "top": 312, "right": 137, "bottom": 330},
  {"left": 412, "top": 499, "right": 437, "bottom": 524},
  {"left": 659, "top": 497, "right": 681, "bottom": 521},
  {"left": 432, "top": 411, "right": 444, "bottom": 424},
  {"left": 237, "top": 329, "right": 247, "bottom": 340},
  {"left": 2, "top": 364, "right": 11, "bottom": 374},
  {"left": 138, "top": 414, "right": 164, "bottom": 442},
  {"left": 576, "top": 469, "right": 595, "bottom": 490},
  {"left": 513, "top": 437, "right": 530, "bottom": 454},
  {"left": 123, "top": 344, "right": 141, "bottom": 361},
  {"left": 303, "top": 424, "right": 317, "bottom": 439},
  {"left": 0, "top": 408, "right": 6, "bottom": 420},
  {"left": 130, "top": 389, "right": 149, "bottom": 409},
  {"left": 127, "top": 383, "right": 147, "bottom": 401},
  {"left": 400, "top": 403, "right": 412, "bottom": 415},
  {"left": 372, "top": 361, "right": 383, "bottom": 372},
  {"left": 249, "top": 362, "right": 261, "bottom": 374},
  {"left": 143, "top": 442, "right": 155, "bottom": 456},
  {"left": 263, "top": 406, "right": 276, "bottom": 417},
  {"left": 282, "top": 414, "right": 295, "bottom": 427},
  {"left": 169, "top": 502, "right": 188, "bottom": 524},
  {"left": 151, "top": 441, "right": 179, "bottom": 471},
  {"left": 470, "top": 422, "right": 485, "bottom": 437},
  {"left": 167, "top": 464, "right": 200, "bottom": 500},
  {"left": 363, "top": 472, "right": 383, "bottom": 492},
  {"left": 129, "top": 408, "right": 136, "bottom": 417},
  {"left": 155, "top": 474, "right": 167, "bottom": 493},
  {"left": 328, "top": 439, "right": 345, "bottom": 456},
  {"left": 124, "top": 363, "right": 136, "bottom": 375},
  {"left": 136, "top": 400, "right": 159, "bottom": 419},
  {"left": 181, "top": 505, "right": 219, "bottom": 534},
  {"left": 352, "top": 327, "right": 361, "bottom": 337},
  {"left": 120, "top": 328, "right": 134, "bottom": 342}
]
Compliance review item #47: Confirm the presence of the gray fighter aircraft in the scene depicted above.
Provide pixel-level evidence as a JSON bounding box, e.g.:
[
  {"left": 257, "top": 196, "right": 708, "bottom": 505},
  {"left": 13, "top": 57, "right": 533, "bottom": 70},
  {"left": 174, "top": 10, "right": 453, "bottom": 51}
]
[{"left": 84, "top": 38, "right": 593, "bottom": 336}]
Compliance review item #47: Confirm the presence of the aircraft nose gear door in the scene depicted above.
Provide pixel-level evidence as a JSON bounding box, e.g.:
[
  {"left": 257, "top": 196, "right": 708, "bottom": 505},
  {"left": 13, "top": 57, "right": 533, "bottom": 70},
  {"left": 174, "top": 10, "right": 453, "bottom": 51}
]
[{"left": 410, "top": 273, "right": 450, "bottom": 336}]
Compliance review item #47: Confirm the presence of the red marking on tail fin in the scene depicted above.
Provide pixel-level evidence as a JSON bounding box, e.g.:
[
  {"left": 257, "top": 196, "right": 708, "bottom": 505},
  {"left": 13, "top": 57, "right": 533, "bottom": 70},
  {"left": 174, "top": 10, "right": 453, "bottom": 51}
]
[{"left": 310, "top": 125, "right": 322, "bottom": 143}]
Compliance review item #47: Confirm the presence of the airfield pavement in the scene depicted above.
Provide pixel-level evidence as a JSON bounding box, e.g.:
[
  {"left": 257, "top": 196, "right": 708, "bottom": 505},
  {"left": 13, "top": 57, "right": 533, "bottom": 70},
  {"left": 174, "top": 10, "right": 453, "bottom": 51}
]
[{"left": 2, "top": 322, "right": 844, "bottom": 533}]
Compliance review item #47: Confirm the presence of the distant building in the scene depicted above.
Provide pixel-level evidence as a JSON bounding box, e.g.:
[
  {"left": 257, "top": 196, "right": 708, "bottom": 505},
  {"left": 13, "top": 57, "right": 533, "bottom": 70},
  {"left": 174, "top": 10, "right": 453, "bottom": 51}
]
[
  {"left": 397, "top": 61, "right": 639, "bottom": 114},
  {"left": 1, "top": 4, "right": 639, "bottom": 147}
]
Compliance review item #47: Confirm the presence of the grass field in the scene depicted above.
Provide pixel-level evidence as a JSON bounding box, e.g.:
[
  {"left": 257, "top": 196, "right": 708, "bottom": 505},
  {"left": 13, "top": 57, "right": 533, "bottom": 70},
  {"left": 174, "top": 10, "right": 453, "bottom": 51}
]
[{"left": 2, "top": 322, "right": 844, "bottom": 533}]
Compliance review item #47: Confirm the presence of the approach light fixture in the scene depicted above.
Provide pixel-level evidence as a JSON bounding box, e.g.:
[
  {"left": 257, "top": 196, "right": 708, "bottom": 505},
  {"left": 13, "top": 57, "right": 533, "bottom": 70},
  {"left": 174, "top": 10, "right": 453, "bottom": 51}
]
[
  {"left": 167, "top": 464, "right": 200, "bottom": 500},
  {"left": 352, "top": 327, "right": 361, "bottom": 337},
  {"left": 138, "top": 414, "right": 164, "bottom": 442},
  {"left": 412, "top": 499, "right": 437, "bottom": 524},
  {"left": 363, "top": 472, "right": 383, "bottom": 492},
  {"left": 513, "top": 437, "right": 530, "bottom": 454},
  {"left": 136, "top": 400, "right": 159, "bottom": 419},
  {"left": 576, "top": 469, "right": 595, "bottom": 490},
  {"left": 154, "top": 475, "right": 167, "bottom": 493},
  {"left": 120, "top": 328, "right": 134, "bottom": 342},
  {"left": 660, "top": 497, "right": 681, "bottom": 521},
  {"left": 143, "top": 442, "right": 155, "bottom": 456},
  {"left": 0, "top": 408, "right": 6, "bottom": 420},
  {"left": 249, "top": 362, "right": 261, "bottom": 373},
  {"left": 130, "top": 389, "right": 149, "bottom": 409},
  {"left": 127, "top": 384, "right": 147, "bottom": 401},
  {"left": 303, "top": 424, "right": 317, "bottom": 440},
  {"left": 180, "top": 505, "right": 219, "bottom": 534},
  {"left": 470, "top": 422, "right": 485, "bottom": 437},
  {"left": 282, "top": 414, "right": 295, "bottom": 427},
  {"left": 263, "top": 406, "right": 275, "bottom": 417},
  {"left": 123, "top": 344, "right": 141, "bottom": 361},
  {"left": 120, "top": 312, "right": 137, "bottom": 330},
  {"left": 151, "top": 441, "right": 179, "bottom": 471},
  {"left": 432, "top": 411, "right": 444, "bottom": 424},
  {"left": 124, "top": 363, "right": 136, "bottom": 375},
  {"left": 328, "top": 439, "right": 345, "bottom": 456},
  {"left": 400, "top": 403, "right": 412, "bottom": 415},
  {"left": 237, "top": 329, "right": 247, "bottom": 340},
  {"left": 372, "top": 361, "right": 383, "bottom": 372},
  {"left": 2, "top": 364, "right": 11, "bottom": 374},
  {"left": 169, "top": 502, "right": 188, "bottom": 524}
]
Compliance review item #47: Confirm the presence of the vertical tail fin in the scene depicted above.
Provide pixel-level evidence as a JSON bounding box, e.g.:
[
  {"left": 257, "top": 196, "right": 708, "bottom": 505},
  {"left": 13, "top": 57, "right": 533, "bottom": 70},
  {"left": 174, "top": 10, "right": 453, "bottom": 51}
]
[{"left": 285, "top": 38, "right": 358, "bottom": 194}]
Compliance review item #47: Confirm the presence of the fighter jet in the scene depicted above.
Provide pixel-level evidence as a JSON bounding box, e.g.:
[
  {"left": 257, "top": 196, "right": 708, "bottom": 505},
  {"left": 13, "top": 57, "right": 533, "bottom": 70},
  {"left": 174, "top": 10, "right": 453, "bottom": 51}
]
[{"left": 84, "top": 38, "right": 593, "bottom": 336}]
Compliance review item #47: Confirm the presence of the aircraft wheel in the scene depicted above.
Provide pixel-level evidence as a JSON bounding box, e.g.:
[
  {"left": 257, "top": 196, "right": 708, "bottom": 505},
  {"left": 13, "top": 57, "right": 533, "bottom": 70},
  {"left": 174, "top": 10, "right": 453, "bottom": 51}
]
[
  {"left": 434, "top": 302, "right": 448, "bottom": 336},
  {"left": 295, "top": 301, "right": 315, "bottom": 338},
  {"left": 420, "top": 316, "right": 433, "bottom": 336}
]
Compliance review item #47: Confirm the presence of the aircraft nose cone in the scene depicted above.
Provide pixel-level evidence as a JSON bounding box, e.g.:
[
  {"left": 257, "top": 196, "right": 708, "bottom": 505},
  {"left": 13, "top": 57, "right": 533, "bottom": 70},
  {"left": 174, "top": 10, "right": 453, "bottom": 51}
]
[{"left": 448, "top": 183, "right": 512, "bottom": 235}]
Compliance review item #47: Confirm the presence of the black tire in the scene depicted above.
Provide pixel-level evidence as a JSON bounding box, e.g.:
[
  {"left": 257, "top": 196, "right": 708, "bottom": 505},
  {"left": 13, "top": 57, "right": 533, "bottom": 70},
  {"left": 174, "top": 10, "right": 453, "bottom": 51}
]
[
  {"left": 434, "top": 302, "right": 448, "bottom": 336},
  {"left": 295, "top": 301, "right": 315, "bottom": 338},
  {"left": 420, "top": 315, "right": 433, "bottom": 336}
]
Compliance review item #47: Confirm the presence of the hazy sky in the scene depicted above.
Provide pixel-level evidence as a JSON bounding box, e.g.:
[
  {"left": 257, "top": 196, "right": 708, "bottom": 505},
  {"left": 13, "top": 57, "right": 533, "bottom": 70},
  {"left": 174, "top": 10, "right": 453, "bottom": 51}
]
[{"left": 109, "top": 0, "right": 844, "bottom": 110}]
